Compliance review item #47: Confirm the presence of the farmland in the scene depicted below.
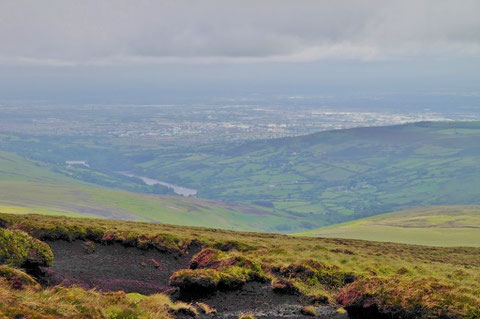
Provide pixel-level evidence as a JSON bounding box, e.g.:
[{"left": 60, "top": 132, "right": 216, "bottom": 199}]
[
  {"left": 2, "top": 121, "right": 480, "bottom": 233},
  {"left": 123, "top": 121, "right": 480, "bottom": 231},
  {"left": 298, "top": 206, "right": 480, "bottom": 247}
]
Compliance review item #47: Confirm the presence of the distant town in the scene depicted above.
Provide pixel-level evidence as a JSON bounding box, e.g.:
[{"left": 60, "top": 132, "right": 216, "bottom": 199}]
[{"left": 0, "top": 99, "right": 468, "bottom": 145}]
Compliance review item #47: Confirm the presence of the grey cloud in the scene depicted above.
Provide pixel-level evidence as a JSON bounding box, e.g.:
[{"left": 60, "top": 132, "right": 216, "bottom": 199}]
[{"left": 0, "top": 0, "right": 479, "bottom": 65}]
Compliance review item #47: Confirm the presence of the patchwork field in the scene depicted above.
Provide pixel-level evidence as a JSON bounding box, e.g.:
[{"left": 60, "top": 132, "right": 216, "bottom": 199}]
[
  {"left": 120, "top": 121, "right": 480, "bottom": 232},
  {"left": 298, "top": 206, "right": 480, "bottom": 247}
]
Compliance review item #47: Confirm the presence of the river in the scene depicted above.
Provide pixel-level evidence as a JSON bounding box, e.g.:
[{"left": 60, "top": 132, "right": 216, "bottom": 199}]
[{"left": 120, "top": 172, "right": 197, "bottom": 197}]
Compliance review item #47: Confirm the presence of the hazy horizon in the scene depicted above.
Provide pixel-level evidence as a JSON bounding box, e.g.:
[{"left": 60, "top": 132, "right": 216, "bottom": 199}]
[{"left": 0, "top": 0, "right": 479, "bottom": 105}]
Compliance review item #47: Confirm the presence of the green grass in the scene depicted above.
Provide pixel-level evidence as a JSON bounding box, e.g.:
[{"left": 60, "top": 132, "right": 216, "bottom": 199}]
[
  {"left": 0, "top": 150, "right": 83, "bottom": 185},
  {"left": 0, "top": 180, "right": 283, "bottom": 231},
  {"left": 0, "top": 150, "right": 282, "bottom": 232},
  {"left": 0, "top": 278, "right": 197, "bottom": 318},
  {"left": 1, "top": 212, "right": 479, "bottom": 318},
  {"left": 297, "top": 206, "right": 480, "bottom": 247}
]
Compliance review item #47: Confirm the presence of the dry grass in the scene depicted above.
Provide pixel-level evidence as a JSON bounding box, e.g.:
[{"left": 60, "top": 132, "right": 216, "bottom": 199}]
[
  {"left": 0, "top": 275, "right": 204, "bottom": 318},
  {"left": 1, "top": 212, "right": 480, "bottom": 318}
]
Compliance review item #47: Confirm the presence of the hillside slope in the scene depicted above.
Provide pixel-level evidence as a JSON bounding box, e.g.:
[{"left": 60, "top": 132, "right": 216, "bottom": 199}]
[
  {"left": 0, "top": 213, "right": 479, "bottom": 318},
  {"left": 0, "top": 151, "right": 277, "bottom": 231},
  {"left": 297, "top": 206, "right": 480, "bottom": 247}
]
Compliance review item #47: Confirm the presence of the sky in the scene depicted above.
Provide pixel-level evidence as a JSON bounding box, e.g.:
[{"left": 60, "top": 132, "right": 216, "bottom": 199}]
[{"left": 0, "top": 0, "right": 479, "bottom": 104}]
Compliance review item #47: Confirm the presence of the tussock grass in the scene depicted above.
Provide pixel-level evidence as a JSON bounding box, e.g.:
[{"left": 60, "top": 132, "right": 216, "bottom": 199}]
[
  {"left": 0, "top": 283, "right": 199, "bottom": 318},
  {"left": 0, "top": 212, "right": 479, "bottom": 318}
]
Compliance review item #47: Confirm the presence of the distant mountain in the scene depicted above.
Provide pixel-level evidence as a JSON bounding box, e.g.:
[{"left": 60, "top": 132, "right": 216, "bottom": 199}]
[{"left": 297, "top": 206, "right": 480, "bottom": 247}]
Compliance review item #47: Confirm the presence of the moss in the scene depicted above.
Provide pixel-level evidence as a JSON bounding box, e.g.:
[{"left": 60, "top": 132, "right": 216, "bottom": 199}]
[
  {"left": 105, "top": 306, "right": 141, "bottom": 319},
  {"left": 0, "top": 228, "right": 53, "bottom": 267},
  {"left": 336, "top": 307, "right": 347, "bottom": 314}
]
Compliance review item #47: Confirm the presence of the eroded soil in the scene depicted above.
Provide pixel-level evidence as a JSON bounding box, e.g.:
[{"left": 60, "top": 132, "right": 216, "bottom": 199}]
[
  {"left": 180, "top": 282, "right": 348, "bottom": 319},
  {"left": 38, "top": 240, "right": 199, "bottom": 294},
  {"left": 37, "top": 240, "right": 347, "bottom": 318}
]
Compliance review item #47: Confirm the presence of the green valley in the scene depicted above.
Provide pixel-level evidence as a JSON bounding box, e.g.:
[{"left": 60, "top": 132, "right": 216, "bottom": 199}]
[
  {"left": 123, "top": 121, "right": 480, "bottom": 231},
  {"left": 2, "top": 121, "right": 480, "bottom": 233},
  {"left": 0, "top": 151, "right": 278, "bottom": 231}
]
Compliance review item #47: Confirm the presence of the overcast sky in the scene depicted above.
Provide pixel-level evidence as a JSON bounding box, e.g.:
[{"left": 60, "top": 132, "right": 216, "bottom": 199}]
[{"left": 0, "top": 0, "right": 479, "bottom": 103}]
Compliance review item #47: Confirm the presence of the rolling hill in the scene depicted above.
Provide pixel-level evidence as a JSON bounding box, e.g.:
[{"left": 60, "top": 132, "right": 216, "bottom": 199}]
[
  {"left": 297, "top": 206, "right": 480, "bottom": 247},
  {"left": 123, "top": 121, "right": 480, "bottom": 231},
  {"left": 2, "top": 121, "right": 480, "bottom": 233},
  {"left": 0, "top": 150, "right": 278, "bottom": 231}
]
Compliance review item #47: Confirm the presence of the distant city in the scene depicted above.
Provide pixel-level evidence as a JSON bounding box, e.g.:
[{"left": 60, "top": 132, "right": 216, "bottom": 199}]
[{"left": 1, "top": 95, "right": 478, "bottom": 145}]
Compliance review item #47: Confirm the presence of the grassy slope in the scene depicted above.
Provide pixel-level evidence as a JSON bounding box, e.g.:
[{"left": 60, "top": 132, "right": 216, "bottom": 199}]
[
  {"left": 0, "top": 150, "right": 82, "bottom": 185},
  {"left": 131, "top": 121, "right": 480, "bottom": 231},
  {"left": 297, "top": 206, "right": 480, "bottom": 247},
  {"left": 0, "top": 150, "right": 278, "bottom": 231},
  {"left": 1, "top": 213, "right": 479, "bottom": 318}
]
